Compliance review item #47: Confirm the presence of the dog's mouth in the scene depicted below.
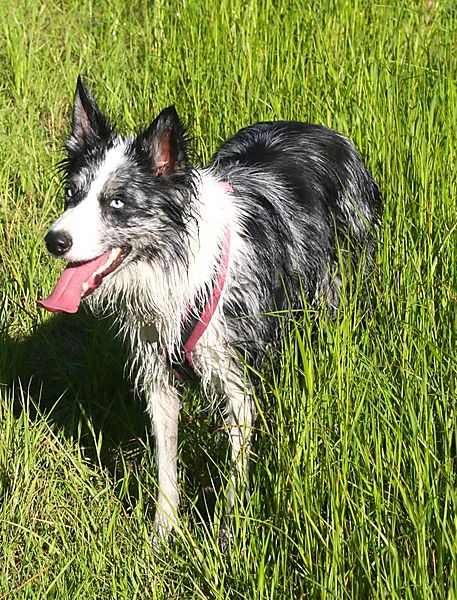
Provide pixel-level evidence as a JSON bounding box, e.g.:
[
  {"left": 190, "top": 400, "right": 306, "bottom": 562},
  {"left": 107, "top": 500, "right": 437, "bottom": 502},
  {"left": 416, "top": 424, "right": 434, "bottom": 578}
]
[{"left": 38, "top": 246, "right": 131, "bottom": 314}]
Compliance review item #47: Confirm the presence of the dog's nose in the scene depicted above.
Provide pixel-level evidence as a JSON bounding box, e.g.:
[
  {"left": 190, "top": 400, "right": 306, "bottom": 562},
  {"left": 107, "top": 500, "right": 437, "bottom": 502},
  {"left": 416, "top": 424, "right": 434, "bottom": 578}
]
[{"left": 45, "top": 230, "right": 73, "bottom": 257}]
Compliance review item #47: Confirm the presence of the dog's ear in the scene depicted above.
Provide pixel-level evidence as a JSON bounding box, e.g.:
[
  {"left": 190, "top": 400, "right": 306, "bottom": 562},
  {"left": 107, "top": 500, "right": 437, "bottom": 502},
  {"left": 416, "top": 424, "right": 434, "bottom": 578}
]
[
  {"left": 136, "top": 106, "right": 188, "bottom": 176},
  {"left": 66, "top": 76, "right": 112, "bottom": 154}
]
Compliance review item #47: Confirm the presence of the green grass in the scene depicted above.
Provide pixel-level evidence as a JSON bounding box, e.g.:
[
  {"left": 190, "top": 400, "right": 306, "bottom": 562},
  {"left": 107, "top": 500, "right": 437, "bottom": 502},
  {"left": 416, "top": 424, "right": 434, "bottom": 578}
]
[{"left": 1, "top": 0, "right": 456, "bottom": 597}]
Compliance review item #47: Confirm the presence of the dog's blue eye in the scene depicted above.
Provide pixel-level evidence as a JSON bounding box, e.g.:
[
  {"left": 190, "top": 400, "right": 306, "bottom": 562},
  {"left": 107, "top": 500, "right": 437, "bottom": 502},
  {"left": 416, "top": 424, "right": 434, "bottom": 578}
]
[{"left": 110, "top": 198, "right": 125, "bottom": 209}]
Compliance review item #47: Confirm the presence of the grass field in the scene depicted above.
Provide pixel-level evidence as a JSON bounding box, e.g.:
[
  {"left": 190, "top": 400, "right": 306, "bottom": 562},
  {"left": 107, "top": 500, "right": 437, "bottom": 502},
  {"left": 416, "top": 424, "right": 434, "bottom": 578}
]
[{"left": 1, "top": 0, "right": 456, "bottom": 597}]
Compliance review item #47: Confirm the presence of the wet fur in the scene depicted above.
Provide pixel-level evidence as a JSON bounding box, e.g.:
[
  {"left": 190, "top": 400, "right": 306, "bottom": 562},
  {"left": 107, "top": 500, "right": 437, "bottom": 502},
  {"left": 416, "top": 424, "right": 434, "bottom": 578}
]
[{"left": 44, "top": 78, "right": 381, "bottom": 541}]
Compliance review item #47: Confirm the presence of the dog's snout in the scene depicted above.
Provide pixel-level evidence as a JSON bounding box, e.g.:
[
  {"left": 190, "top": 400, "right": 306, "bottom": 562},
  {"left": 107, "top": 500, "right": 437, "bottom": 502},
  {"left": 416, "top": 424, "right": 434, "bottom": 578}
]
[{"left": 45, "top": 230, "right": 73, "bottom": 257}]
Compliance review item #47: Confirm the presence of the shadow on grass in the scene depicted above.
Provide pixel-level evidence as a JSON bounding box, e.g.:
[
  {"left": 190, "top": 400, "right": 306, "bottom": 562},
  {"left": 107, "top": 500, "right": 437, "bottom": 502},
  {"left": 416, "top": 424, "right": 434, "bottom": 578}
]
[
  {"left": 1, "top": 309, "right": 144, "bottom": 442},
  {"left": 0, "top": 309, "right": 227, "bottom": 520}
]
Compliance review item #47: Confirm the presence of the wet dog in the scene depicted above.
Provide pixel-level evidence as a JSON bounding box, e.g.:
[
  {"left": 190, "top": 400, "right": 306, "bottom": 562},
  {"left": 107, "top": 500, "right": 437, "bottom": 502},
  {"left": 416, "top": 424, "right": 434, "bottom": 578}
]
[{"left": 40, "top": 77, "right": 381, "bottom": 541}]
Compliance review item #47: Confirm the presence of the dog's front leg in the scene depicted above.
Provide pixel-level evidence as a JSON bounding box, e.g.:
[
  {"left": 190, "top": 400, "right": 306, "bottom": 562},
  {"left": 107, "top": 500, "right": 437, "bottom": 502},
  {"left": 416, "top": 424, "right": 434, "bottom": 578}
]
[
  {"left": 222, "top": 371, "right": 255, "bottom": 514},
  {"left": 145, "top": 381, "right": 181, "bottom": 543}
]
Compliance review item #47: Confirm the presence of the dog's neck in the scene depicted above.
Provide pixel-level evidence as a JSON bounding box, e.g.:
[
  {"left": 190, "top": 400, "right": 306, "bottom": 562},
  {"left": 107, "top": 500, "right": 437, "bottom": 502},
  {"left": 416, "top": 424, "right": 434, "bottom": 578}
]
[{"left": 185, "top": 172, "right": 234, "bottom": 292}]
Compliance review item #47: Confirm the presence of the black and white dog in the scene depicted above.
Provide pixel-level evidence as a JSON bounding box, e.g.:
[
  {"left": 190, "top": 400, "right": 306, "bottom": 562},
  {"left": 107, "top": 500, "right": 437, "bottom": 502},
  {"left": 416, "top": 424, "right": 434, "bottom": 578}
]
[{"left": 40, "top": 77, "right": 381, "bottom": 541}]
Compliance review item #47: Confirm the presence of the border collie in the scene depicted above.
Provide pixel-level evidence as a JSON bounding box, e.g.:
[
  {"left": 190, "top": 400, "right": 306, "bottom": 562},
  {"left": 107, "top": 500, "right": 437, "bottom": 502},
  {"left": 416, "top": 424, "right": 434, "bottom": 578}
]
[{"left": 39, "top": 77, "right": 381, "bottom": 542}]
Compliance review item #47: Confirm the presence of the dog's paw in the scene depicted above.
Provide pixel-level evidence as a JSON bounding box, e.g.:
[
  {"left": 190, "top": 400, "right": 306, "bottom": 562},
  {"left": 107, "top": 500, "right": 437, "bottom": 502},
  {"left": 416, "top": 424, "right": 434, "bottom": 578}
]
[{"left": 218, "top": 526, "right": 233, "bottom": 555}]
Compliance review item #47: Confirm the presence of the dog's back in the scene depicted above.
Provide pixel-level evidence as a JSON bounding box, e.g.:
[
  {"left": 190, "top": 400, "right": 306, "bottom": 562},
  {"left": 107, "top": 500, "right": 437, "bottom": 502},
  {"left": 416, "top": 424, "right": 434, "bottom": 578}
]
[{"left": 209, "top": 121, "right": 381, "bottom": 365}]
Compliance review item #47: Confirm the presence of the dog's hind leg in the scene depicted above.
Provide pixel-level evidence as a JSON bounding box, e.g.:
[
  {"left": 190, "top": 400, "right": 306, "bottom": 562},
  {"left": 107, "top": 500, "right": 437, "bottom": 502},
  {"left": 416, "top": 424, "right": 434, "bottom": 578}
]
[{"left": 145, "top": 381, "right": 181, "bottom": 543}]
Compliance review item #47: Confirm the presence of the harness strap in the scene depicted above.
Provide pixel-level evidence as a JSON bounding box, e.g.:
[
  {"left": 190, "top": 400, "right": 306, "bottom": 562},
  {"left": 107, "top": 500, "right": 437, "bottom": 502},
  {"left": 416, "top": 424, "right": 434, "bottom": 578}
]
[{"left": 167, "top": 181, "right": 233, "bottom": 381}]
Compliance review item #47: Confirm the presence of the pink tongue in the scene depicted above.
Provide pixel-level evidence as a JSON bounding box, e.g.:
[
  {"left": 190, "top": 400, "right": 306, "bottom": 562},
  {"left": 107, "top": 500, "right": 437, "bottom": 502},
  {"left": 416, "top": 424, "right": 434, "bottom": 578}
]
[{"left": 38, "top": 252, "right": 111, "bottom": 314}]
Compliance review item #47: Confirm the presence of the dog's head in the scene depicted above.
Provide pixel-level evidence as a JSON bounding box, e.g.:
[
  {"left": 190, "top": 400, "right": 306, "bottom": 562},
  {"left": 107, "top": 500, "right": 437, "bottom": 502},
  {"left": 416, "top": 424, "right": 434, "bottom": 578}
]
[{"left": 40, "top": 77, "right": 193, "bottom": 313}]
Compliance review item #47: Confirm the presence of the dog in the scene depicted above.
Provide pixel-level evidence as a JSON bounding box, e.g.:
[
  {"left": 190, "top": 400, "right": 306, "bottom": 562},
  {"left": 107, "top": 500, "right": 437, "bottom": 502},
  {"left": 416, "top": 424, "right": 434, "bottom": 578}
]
[{"left": 39, "top": 77, "right": 381, "bottom": 542}]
